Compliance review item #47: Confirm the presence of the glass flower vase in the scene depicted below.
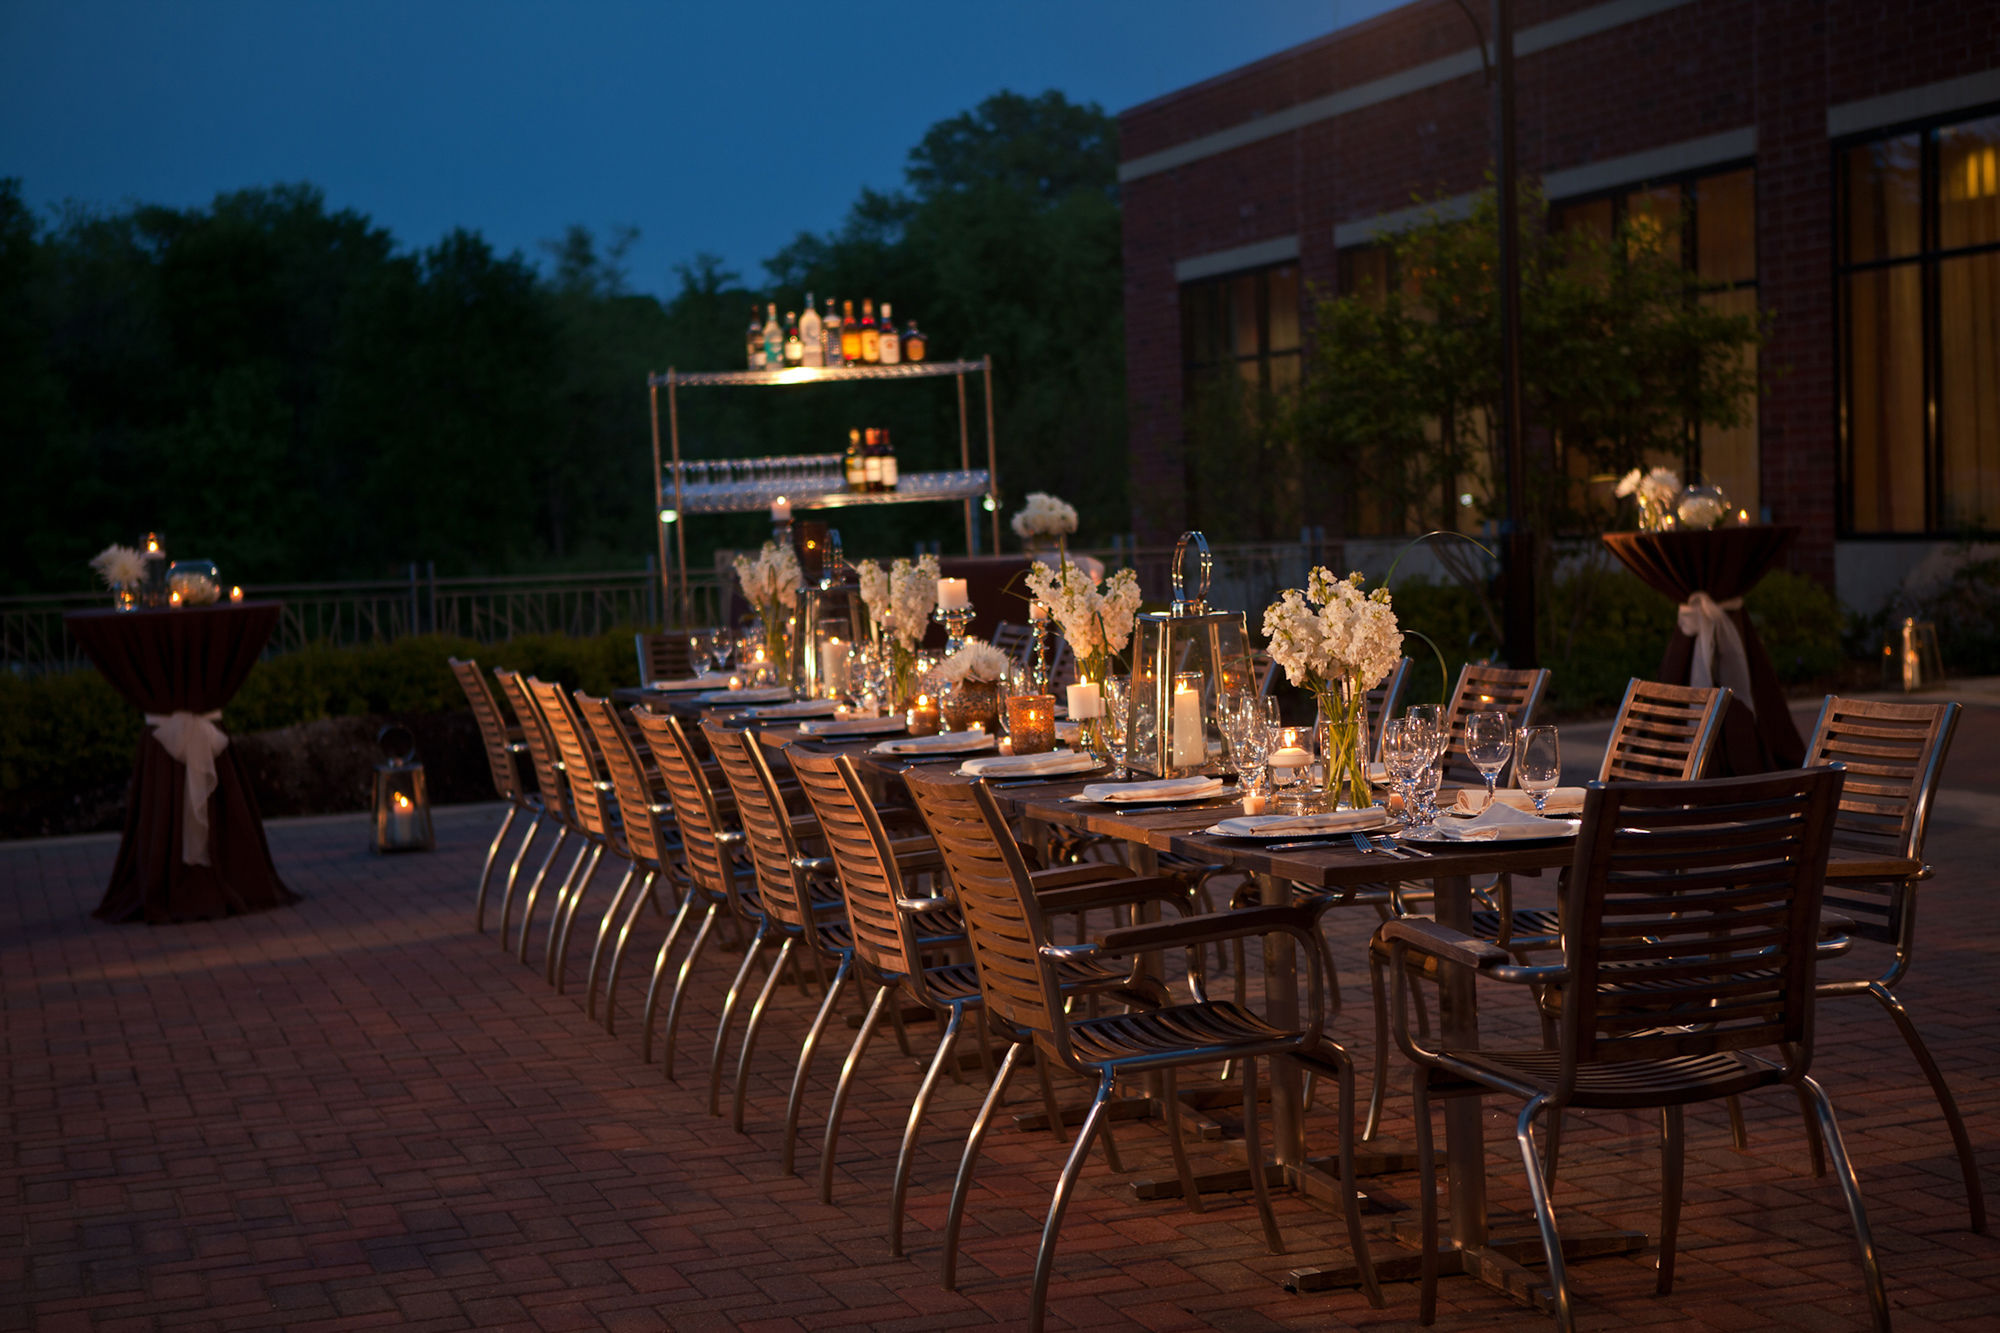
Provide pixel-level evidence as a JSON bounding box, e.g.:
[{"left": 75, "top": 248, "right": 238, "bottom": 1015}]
[{"left": 1317, "top": 678, "right": 1373, "bottom": 811}]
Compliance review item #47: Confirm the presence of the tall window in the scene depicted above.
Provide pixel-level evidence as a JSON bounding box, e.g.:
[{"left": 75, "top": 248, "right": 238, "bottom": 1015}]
[
  {"left": 1551, "top": 165, "right": 1760, "bottom": 516},
  {"left": 1840, "top": 110, "right": 2000, "bottom": 534},
  {"left": 1180, "top": 263, "right": 1302, "bottom": 399}
]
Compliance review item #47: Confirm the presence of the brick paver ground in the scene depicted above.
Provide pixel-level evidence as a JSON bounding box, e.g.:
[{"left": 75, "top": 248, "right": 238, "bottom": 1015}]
[{"left": 5, "top": 705, "right": 2000, "bottom": 1330}]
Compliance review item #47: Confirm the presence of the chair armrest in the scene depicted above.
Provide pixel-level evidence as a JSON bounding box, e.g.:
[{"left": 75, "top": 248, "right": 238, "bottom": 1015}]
[
  {"left": 1036, "top": 874, "right": 1192, "bottom": 915},
  {"left": 1030, "top": 862, "right": 1135, "bottom": 889},
  {"left": 1378, "top": 918, "right": 1512, "bottom": 971},
  {"left": 1097, "top": 902, "right": 1322, "bottom": 956},
  {"left": 1825, "top": 855, "right": 1925, "bottom": 882}
]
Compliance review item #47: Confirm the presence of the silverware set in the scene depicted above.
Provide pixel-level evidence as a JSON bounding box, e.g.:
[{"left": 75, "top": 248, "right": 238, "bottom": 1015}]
[{"left": 1258, "top": 831, "right": 1433, "bottom": 857}]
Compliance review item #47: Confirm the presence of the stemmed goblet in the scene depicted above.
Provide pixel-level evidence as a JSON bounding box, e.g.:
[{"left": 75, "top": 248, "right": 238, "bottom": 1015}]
[
  {"left": 1465, "top": 710, "right": 1515, "bottom": 811},
  {"left": 1516, "top": 725, "right": 1561, "bottom": 815}
]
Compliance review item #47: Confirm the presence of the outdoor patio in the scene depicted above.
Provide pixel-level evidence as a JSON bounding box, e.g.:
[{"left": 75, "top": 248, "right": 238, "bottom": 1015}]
[{"left": 4, "top": 700, "right": 1999, "bottom": 1332}]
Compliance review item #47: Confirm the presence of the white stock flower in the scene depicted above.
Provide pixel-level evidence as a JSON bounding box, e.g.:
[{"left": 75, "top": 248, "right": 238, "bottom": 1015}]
[
  {"left": 1260, "top": 568, "right": 1402, "bottom": 693},
  {"left": 1010, "top": 492, "right": 1079, "bottom": 541},
  {"left": 733, "top": 541, "right": 800, "bottom": 612},
  {"left": 1024, "top": 562, "right": 1141, "bottom": 661}
]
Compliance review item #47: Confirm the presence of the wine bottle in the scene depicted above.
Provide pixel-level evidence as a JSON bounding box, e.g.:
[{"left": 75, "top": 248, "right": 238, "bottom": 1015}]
[
  {"left": 879, "top": 426, "right": 899, "bottom": 490},
  {"left": 877, "top": 302, "right": 900, "bottom": 365},
  {"left": 823, "top": 298, "right": 843, "bottom": 367},
  {"left": 859, "top": 299, "right": 880, "bottom": 364},
  {"left": 839, "top": 300, "right": 860, "bottom": 363},
  {"left": 746, "top": 305, "right": 765, "bottom": 370},
  {"left": 862, "top": 427, "right": 884, "bottom": 490},
  {"left": 762, "top": 303, "right": 782, "bottom": 369},
  {"left": 799, "top": 292, "right": 823, "bottom": 367},
  {"left": 782, "top": 312, "right": 803, "bottom": 367},
  {"left": 845, "top": 428, "right": 865, "bottom": 492},
  {"left": 902, "top": 317, "right": 926, "bottom": 363}
]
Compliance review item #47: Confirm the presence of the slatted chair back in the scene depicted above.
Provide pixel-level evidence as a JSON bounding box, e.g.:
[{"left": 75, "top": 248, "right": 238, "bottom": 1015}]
[
  {"left": 991, "top": 622, "right": 1034, "bottom": 667},
  {"left": 1598, "top": 679, "right": 1731, "bottom": 783},
  {"left": 1440, "top": 662, "right": 1551, "bottom": 784},
  {"left": 1364, "top": 657, "right": 1413, "bottom": 764},
  {"left": 905, "top": 771, "right": 1066, "bottom": 1042},
  {"left": 635, "top": 631, "right": 697, "bottom": 686},
  {"left": 495, "top": 669, "right": 569, "bottom": 824},
  {"left": 632, "top": 710, "right": 733, "bottom": 900},
  {"left": 1556, "top": 768, "right": 1843, "bottom": 1075},
  {"left": 528, "top": 677, "right": 613, "bottom": 840},
  {"left": 449, "top": 658, "right": 523, "bottom": 803},
  {"left": 576, "top": 693, "right": 668, "bottom": 867},
  {"left": 1803, "top": 695, "right": 1958, "bottom": 943},
  {"left": 786, "top": 745, "right": 921, "bottom": 980},
  {"left": 701, "top": 718, "right": 816, "bottom": 931}
]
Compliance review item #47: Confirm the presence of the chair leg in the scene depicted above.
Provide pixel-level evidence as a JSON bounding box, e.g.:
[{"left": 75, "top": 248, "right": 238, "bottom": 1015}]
[
  {"left": 892, "top": 1003, "right": 963, "bottom": 1257},
  {"left": 547, "top": 844, "right": 606, "bottom": 986},
  {"left": 584, "top": 865, "right": 641, "bottom": 1019},
  {"left": 473, "top": 805, "right": 518, "bottom": 931},
  {"left": 1029, "top": 1073, "right": 1116, "bottom": 1333},
  {"left": 638, "top": 893, "right": 700, "bottom": 1058},
  {"left": 1162, "top": 1068, "right": 1201, "bottom": 1215},
  {"left": 1365, "top": 950, "right": 1391, "bottom": 1141},
  {"left": 1796, "top": 1084, "right": 1829, "bottom": 1178},
  {"left": 525, "top": 836, "right": 588, "bottom": 966},
  {"left": 493, "top": 812, "right": 542, "bottom": 943},
  {"left": 820, "top": 983, "right": 893, "bottom": 1204},
  {"left": 1413, "top": 1069, "right": 1439, "bottom": 1326},
  {"left": 660, "top": 903, "right": 719, "bottom": 1081},
  {"left": 888, "top": 999, "right": 915, "bottom": 1058},
  {"left": 781, "top": 954, "right": 853, "bottom": 1176},
  {"left": 1515, "top": 1096, "right": 1575, "bottom": 1333},
  {"left": 730, "top": 936, "right": 796, "bottom": 1133},
  {"left": 596, "top": 870, "right": 655, "bottom": 1029},
  {"left": 1797, "top": 1074, "right": 1892, "bottom": 1332},
  {"left": 1036, "top": 1052, "right": 1068, "bottom": 1145},
  {"left": 1323, "top": 1049, "right": 1384, "bottom": 1309},
  {"left": 708, "top": 925, "right": 772, "bottom": 1115},
  {"left": 1545, "top": 1110, "right": 1564, "bottom": 1191},
  {"left": 1727, "top": 1094, "right": 1750, "bottom": 1151},
  {"left": 944, "top": 1041, "right": 1023, "bottom": 1291},
  {"left": 1239, "top": 1057, "right": 1283, "bottom": 1254},
  {"left": 1658, "top": 1104, "right": 1684, "bottom": 1295},
  {"left": 514, "top": 827, "right": 571, "bottom": 959},
  {"left": 1868, "top": 979, "right": 1988, "bottom": 1233}
]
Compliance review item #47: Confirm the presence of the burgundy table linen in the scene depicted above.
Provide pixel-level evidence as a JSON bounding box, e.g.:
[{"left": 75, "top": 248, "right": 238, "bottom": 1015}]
[
  {"left": 64, "top": 602, "right": 296, "bottom": 923},
  {"left": 1601, "top": 526, "right": 1806, "bottom": 774}
]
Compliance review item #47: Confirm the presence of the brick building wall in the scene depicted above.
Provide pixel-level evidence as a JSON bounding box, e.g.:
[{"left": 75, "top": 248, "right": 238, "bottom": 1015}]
[{"left": 1119, "top": 0, "right": 2000, "bottom": 591}]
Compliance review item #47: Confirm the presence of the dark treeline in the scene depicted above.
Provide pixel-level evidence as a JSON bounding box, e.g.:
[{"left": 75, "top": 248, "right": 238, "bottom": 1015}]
[{"left": 0, "top": 90, "right": 1126, "bottom": 595}]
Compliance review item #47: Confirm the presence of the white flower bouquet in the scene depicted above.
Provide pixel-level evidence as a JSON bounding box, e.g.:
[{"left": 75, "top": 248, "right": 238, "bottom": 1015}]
[
  {"left": 1010, "top": 492, "right": 1078, "bottom": 544},
  {"left": 1262, "top": 568, "right": 1404, "bottom": 808},
  {"left": 734, "top": 541, "right": 802, "bottom": 678},
  {"left": 1615, "top": 466, "right": 1683, "bottom": 531},
  {"left": 89, "top": 544, "right": 147, "bottom": 593},
  {"left": 935, "top": 638, "right": 1011, "bottom": 685},
  {"left": 855, "top": 553, "right": 940, "bottom": 706},
  {"left": 1021, "top": 561, "right": 1142, "bottom": 670}
]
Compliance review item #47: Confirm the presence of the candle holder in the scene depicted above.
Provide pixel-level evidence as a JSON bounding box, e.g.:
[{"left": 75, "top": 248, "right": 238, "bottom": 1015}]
[
  {"left": 932, "top": 603, "right": 976, "bottom": 656},
  {"left": 1029, "top": 606, "right": 1053, "bottom": 694},
  {"left": 1005, "top": 693, "right": 1057, "bottom": 755},
  {"left": 906, "top": 693, "right": 941, "bottom": 737}
]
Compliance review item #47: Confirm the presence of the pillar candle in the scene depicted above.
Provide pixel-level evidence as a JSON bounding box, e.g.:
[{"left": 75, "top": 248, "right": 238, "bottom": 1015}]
[
  {"left": 936, "top": 577, "right": 970, "bottom": 610},
  {"left": 1029, "top": 600, "right": 1049, "bottom": 621},
  {"left": 1171, "top": 680, "right": 1204, "bottom": 769},
  {"left": 821, "top": 637, "right": 849, "bottom": 695},
  {"left": 770, "top": 495, "right": 792, "bottom": 523},
  {"left": 1065, "top": 682, "right": 1101, "bottom": 719}
]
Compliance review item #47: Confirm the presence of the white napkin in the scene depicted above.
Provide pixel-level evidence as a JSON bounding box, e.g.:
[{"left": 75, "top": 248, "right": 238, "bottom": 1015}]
[
  {"left": 1210, "top": 808, "right": 1388, "bottom": 838},
  {"left": 1079, "top": 776, "right": 1225, "bottom": 803},
  {"left": 1054, "top": 719, "right": 1084, "bottom": 744},
  {"left": 797, "top": 715, "right": 908, "bottom": 737},
  {"left": 1454, "top": 787, "right": 1587, "bottom": 816},
  {"left": 648, "top": 673, "right": 736, "bottom": 692},
  {"left": 747, "top": 699, "right": 840, "bottom": 719},
  {"left": 1433, "top": 801, "right": 1578, "bottom": 841},
  {"left": 959, "top": 750, "right": 1100, "bottom": 778},
  {"left": 873, "top": 732, "right": 998, "bottom": 755},
  {"left": 695, "top": 686, "right": 792, "bottom": 705}
]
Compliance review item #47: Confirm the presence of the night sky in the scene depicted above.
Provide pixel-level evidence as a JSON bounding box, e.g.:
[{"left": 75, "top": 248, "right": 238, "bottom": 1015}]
[{"left": 1, "top": 1, "right": 1406, "bottom": 296}]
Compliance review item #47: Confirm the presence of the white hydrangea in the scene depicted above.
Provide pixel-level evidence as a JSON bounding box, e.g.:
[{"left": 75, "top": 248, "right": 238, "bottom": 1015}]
[
  {"left": 936, "top": 638, "right": 1011, "bottom": 684},
  {"left": 89, "top": 544, "right": 147, "bottom": 591},
  {"left": 1262, "top": 568, "right": 1402, "bottom": 694},
  {"left": 1023, "top": 561, "right": 1142, "bottom": 662},
  {"left": 733, "top": 541, "right": 801, "bottom": 612},
  {"left": 855, "top": 553, "right": 939, "bottom": 651},
  {"left": 1615, "top": 466, "right": 1682, "bottom": 510},
  {"left": 1010, "top": 492, "right": 1079, "bottom": 541}
]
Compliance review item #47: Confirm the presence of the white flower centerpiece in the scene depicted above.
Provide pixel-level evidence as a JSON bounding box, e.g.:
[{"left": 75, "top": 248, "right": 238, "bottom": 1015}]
[
  {"left": 855, "top": 553, "right": 939, "bottom": 709},
  {"left": 733, "top": 541, "right": 802, "bottom": 683},
  {"left": 1263, "top": 568, "right": 1404, "bottom": 810},
  {"left": 1010, "top": 492, "right": 1078, "bottom": 553},
  {"left": 933, "top": 638, "right": 1011, "bottom": 732},
  {"left": 1615, "top": 466, "right": 1683, "bottom": 532},
  {"left": 1023, "top": 559, "right": 1143, "bottom": 750},
  {"left": 89, "top": 544, "right": 147, "bottom": 611}
]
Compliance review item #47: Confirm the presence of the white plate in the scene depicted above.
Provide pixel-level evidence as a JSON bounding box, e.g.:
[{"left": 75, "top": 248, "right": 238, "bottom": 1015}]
[
  {"left": 796, "top": 715, "right": 909, "bottom": 737},
  {"left": 1399, "top": 818, "right": 1581, "bottom": 846},
  {"left": 871, "top": 733, "right": 998, "bottom": 756},
  {"left": 1202, "top": 810, "right": 1396, "bottom": 839},
  {"left": 694, "top": 686, "right": 793, "bottom": 705},
  {"left": 746, "top": 700, "right": 840, "bottom": 719},
  {"left": 1068, "top": 779, "right": 1230, "bottom": 806}
]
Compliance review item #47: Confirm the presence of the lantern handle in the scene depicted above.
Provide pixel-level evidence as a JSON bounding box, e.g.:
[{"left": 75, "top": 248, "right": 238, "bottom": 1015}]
[{"left": 1170, "top": 531, "right": 1211, "bottom": 615}]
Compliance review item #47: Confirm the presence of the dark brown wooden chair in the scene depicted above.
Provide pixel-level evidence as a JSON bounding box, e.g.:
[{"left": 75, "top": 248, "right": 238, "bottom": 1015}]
[
  {"left": 1438, "top": 661, "right": 1551, "bottom": 785},
  {"left": 448, "top": 657, "right": 539, "bottom": 933},
  {"left": 1801, "top": 695, "right": 1983, "bottom": 1233},
  {"left": 1378, "top": 768, "right": 1887, "bottom": 1331},
  {"left": 905, "top": 770, "right": 1382, "bottom": 1328},
  {"left": 634, "top": 630, "right": 697, "bottom": 686}
]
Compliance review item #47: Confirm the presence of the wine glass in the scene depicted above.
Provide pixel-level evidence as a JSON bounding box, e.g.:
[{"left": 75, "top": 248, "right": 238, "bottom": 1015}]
[
  {"left": 1516, "top": 725, "right": 1561, "bottom": 815},
  {"left": 1271, "top": 724, "right": 1312, "bottom": 814},
  {"left": 1465, "top": 710, "right": 1514, "bottom": 810},
  {"left": 1101, "top": 676, "right": 1130, "bottom": 777},
  {"left": 1379, "top": 716, "right": 1415, "bottom": 815}
]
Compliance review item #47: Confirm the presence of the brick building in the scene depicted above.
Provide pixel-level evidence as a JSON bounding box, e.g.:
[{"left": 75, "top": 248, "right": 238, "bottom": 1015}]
[{"left": 1118, "top": 0, "right": 2000, "bottom": 609}]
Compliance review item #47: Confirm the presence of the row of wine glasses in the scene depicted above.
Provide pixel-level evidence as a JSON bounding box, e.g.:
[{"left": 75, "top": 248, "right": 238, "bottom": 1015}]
[{"left": 669, "top": 456, "right": 844, "bottom": 490}]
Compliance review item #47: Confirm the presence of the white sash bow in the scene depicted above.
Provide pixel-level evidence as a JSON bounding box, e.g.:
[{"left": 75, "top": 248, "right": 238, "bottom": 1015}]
[
  {"left": 1675, "top": 592, "right": 1753, "bottom": 714},
  {"left": 144, "top": 710, "right": 227, "bottom": 865}
]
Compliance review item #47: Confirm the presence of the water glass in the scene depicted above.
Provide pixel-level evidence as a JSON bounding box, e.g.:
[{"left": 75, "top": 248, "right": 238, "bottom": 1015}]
[
  {"left": 1465, "top": 710, "right": 1514, "bottom": 809},
  {"left": 1517, "top": 725, "right": 1561, "bottom": 814}
]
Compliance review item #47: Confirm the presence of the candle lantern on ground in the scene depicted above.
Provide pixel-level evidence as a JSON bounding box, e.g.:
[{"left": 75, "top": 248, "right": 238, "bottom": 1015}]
[
  {"left": 1124, "top": 531, "right": 1255, "bottom": 779},
  {"left": 371, "top": 724, "right": 435, "bottom": 853}
]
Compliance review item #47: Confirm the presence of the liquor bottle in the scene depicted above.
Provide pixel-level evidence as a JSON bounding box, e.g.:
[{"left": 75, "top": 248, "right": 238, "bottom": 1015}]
[
  {"left": 877, "top": 302, "right": 900, "bottom": 365},
  {"left": 844, "top": 428, "right": 865, "bottom": 492},
  {"left": 823, "top": 298, "right": 843, "bottom": 367},
  {"left": 782, "top": 312, "right": 803, "bottom": 367},
  {"left": 902, "top": 317, "right": 926, "bottom": 363},
  {"left": 858, "top": 299, "right": 880, "bottom": 364},
  {"left": 878, "top": 426, "right": 899, "bottom": 490},
  {"left": 862, "top": 427, "right": 885, "bottom": 490},
  {"left": 799, "top": 292, "right": 823, "bottom": 367},
  {"left": 762, "top": 303, "right": 782, "bottom": 369},
  {"left": 746, "top": 305, "right": 765, "bottom": 370},
  {"left": 839, "top": 300, "right": 861, "bottom": 363}
]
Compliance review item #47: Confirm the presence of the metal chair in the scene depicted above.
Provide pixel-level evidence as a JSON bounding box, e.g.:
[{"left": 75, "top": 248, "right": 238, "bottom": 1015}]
[
  {"left": 1378, "top": 768, "right": 1887, "bottom": 1331},
  {"left": 905, "top": 769, "right": 1382, "bottom": 1329},
  {"left": 492, "top": 669, "right": 583, "bottom": 957},
  {"left": 447, "top": 657, "right": 538, "bottom": 933},
  {"left": 525, "top": 676, "right": 621, "bottom": 991},
  {"left": 573, "top": 692, "right": 681, "bottom": 1027},
  {"left": 1802, "top": 695, "right": 1983, "bottom": 1233},
  {"left": 634, "top": 630, "right": 696, "bottom": 686}
]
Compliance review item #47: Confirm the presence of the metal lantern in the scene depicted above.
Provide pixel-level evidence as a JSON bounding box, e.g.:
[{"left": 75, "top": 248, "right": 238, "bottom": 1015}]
[
  {"left": 792, "top": 529, "right": 865, "bottom": 700},
  {"left": 1124, "top": 532, "right": 1256, "bottom": 778},
  {"left": 371, "top": 724, "right": 435, "bottom": 853}
]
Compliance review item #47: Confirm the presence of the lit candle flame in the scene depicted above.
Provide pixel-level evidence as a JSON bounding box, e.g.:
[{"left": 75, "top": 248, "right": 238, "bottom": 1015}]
[{"left": 393, "top": 792, "right": 413, "bottom": 811}]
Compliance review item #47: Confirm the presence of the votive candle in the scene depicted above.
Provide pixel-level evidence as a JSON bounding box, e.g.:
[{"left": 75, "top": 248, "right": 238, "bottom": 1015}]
[
  {"left": 907, "top": 693, "right": 940, "bottom": 737},
  {"left": 228, "top": 585, "right": 244, "bottom": 602},
  {"left": 1007, "top": 694, "right": 1057, "bottom": 755}
]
